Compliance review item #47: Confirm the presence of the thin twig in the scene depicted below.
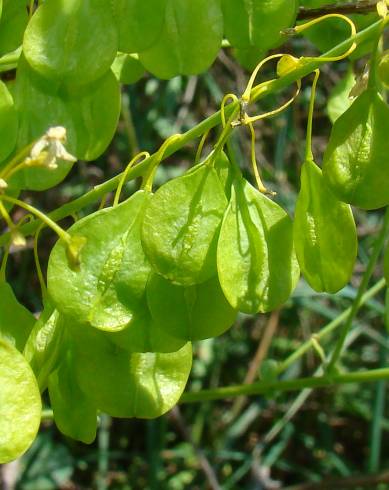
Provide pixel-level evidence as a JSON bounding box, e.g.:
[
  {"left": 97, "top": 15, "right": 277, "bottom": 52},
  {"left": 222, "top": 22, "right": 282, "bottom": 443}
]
[
  {"left": 169, "top": 407, "right": 222, "bottom": 490},
  {"left": 224, "top": 311, "right": 280, "bottom": 424},
  {"left": 298, "top": 1, "right": 378, "bottom": 20},
  {"left": 282, "top": 469, "right": 389, "bottom": 489}
]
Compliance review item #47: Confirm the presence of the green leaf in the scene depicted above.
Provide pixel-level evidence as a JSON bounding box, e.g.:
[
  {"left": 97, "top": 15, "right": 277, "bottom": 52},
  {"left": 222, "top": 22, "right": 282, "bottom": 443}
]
[
  {"left": 105, "top": 299, "right": 187, "bottom": 353},
  {"left": 48, "top": 191, "right": 152, "bottom": 331},
  {"left": 147, "top": 273, "right": 237, "bottom": 341},
  {"left": 139, "top": 0, "right": 223, "bottom": 79},
  {"left": 10, "top": 57, "right": 120, "bottom": 190},
  {"left": 0, "top": 80, "right": 18, "bottom": 163},
  {"left": 0, "top": 338, "right": 41, "bottom": 463},
  {"left": 323, "top": 89, "right": 389, "bottom": 210},
  {"left": 111, "top": 0, "right": 166, "bottom": 53},
  {"left": 48, "top": 350, "right": 97, "bottom": 444},
  {"left": 23, "top": 307, "right": 65, "bottom": 393},
  {"left": 69, "top": 322, "right": 192, "bottom": 418},
  {"left": 222, "top": 0, "right": 298, "bottom": 51},
  {"left": 141, "top": 163, "right": 227, "bottom": 286},
  {"left": 217, "top": 177, "right": 299, "bottom": 314},
  {"left": 327, "top": 69, "right": 355, "bottom": 123},
  {"left": 294, "top": 159, "right": 357, "bottom": 293},
  {"left": 0, "top": 0, "right": 28, "bottom": 57},
  {"left": 111, "top": 53, "right": 145, "bottom": 85},
  {"left": 23, "top": 0, "right": 118, "bottom": 87},
  {"left": 0, "top": 281, "right": 35, "bottom": 352}
]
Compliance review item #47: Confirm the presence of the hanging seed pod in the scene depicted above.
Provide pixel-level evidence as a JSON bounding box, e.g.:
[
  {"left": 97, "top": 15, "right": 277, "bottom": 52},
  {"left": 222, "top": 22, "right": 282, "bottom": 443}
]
[
  {"left": 294, "top": 159, "right": 357, "bottom": 293},
  {"left": 323, "top": 89, "right": 389, "bottom": 210}
]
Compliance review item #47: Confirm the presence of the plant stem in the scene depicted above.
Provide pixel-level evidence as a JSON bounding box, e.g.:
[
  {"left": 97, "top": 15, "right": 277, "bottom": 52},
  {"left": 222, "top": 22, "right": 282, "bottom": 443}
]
[
  {"left": 277, "top": 278, "right": 386, "bottom": 374},
  {"left": 326, "top": 207, "right": 389, "bottom": 373},
  {"left": 0, "top": 19, "right": 384, "bottom": 248},
  {"left": 368, "top": 339, "right": 387, "bottom": 473},
  {"left": 0, "top": 195, "right": 71, "bottom": 244},
  {"left": 305, "top": 70, "right": 320, "bottom": 162},
  {"left": 180, "top": 366, "right": 389, "bottom": 404},
  {"left": 96, "top": 414, "right": 111, "bottom": 490}
]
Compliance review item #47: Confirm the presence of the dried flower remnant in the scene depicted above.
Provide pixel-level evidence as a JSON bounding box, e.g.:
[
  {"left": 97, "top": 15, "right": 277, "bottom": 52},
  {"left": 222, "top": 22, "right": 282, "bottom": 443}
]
[{"left": 25, "top": 127, "right": 77, "bottom": 170}]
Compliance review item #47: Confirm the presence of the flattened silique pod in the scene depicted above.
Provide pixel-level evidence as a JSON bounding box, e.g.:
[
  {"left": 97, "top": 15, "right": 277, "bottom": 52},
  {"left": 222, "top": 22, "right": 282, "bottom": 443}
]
[
  {"left": 111, "top": 53, "right": 145, "bottom": 85},
  {"left": 217, "top": 177, "right": 299, "bottom": 314},
  {"left": 106, "top": 300, "right": 186, "bottom": 353},
  {"left": 0, "top": 80, "right": 18, "bottom": 164},
  {"left": 0, "top": 0, "right": 28, "bottom": 57},
  {"left": 23, "top": 307, "right": 65, "bottom": 392},
  {"left": 294, "top": 159, "right": 357, "bottom": 293},
  {"left": 48, "top": 350, "right": 97, "bottom": 444},
  {"left": 23, "top": 0, "right": 117, "bottom": 87},
  {"left": 111, "top": 0, "right": 166, "bottom": 54},
  {"left": 0, "top": 339, "right": 41, "bottom": 463},
  {"left": 141, "top": 163, "right": 227, "bottom": 286},
  {"left": 323, "top": 89, "right": 389, "bottom": 210},
  {"left": 146, "top": 273, "right": 237, "bottom": 341},
  {"left": 222, "top": 0, "right": 298, "bottom": 51},
  {"left": 69, "top": 322, "right": 192, "bottom": 418},
  {"left": 48, "top": 191, "right": 152, "bottom": 332},
  {"left": 0, "top": 281, "right": 35, "bottom": 351},
  {"left": 139, "top": 0, "right": 223, "bottom": 79}
]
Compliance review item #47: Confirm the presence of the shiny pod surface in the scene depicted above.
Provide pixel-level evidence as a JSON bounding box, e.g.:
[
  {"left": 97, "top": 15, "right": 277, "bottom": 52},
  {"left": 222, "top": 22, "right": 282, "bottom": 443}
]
[
  {"left": 69, "top": 323, "right": 192, "bottom": 418},
  {"left": 24, "top": 307, "right": 64, "bottom": 392},
  {"left": 139, "top": 0, "right": 223, "bottom": 79},
  {"left": 141, "top": 164, "right": 227, "bottom": 286},
  {"left": 323, "top": 89, "right": 389, "bottom": 210},
  {"left": 106, "top": 299, "right": 187, "bottom": 353},
  {"left": 23, "top": 0, "right": 117, "bottom": 87},
  {"left": 48, "top": 191, "right": 152, "bottom": 332},
  {"left": 0, "top": 281, "right": 35, "bottom": 352},
  {"left": 147, "top": 273, "right": 237, "bottom": 341},
  {"left": 294, "top": 159, "right": 357, "bottom": 293},
  {"left": 0, "top": 339, "right": 41, "bottom": 463},
  {"left": 222, "top": 0, "right": 298, "bottom": 51},
  {"left": 0, "top": 80, "right": 18, "bottom": 164},
  {"left": 48, "top": 350, "right": 97, "bottom": 444},
  {"left": 111, "top": 0, "right": 166, "bottom": 54},
  {"left": 217, "top": 177, "right": 299, "bottom": 314}
]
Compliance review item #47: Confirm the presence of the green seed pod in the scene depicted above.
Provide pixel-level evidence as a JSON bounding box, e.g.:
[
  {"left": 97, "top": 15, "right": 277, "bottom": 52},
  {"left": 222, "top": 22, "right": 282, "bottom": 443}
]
[
  {"left": 141, "top": 163, "right": 227, "bottom": 286},
  {"left": 222, "top": 0, "right": 298, "bottom": 51},
  {"left": 69, "top": 322, "right": 192, "bottom": 419},
  {"left": 23, "top": 0, "right": 118, "bottom": 87},
  {"left": 323, "top": 89, "right": 389, "bottom": 210},
  {"left": 294, "top": 159, "right": 357, "bottom": 293},
  {"left": 139, "top": 0, "right": 223, "bottom": 79},
  {"left": 0, "top": 281, "right": 35, "bottom": 352},
  {"left": 0, "top": 339, "right": 41, "bottom": 463},
  {"left": 48, "top": 191, "right": 152, "bottom": 332},
  {"left": 48, "top": 350, "right": 97, "bottom": 444},
  {"left": 217, "top": 177, "right": 299, "bottom": 314},
  {"left": 147, "top": 273, "right": 237, "bottom": 341}
]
